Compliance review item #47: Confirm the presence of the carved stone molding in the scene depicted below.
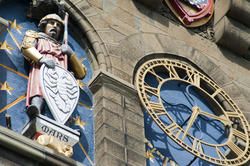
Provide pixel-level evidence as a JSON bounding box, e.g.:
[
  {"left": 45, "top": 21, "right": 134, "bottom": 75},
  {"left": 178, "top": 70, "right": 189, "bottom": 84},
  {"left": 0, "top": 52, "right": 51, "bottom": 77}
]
[{"left": 0, "top": 17, "right": 8, "bottom": 35}]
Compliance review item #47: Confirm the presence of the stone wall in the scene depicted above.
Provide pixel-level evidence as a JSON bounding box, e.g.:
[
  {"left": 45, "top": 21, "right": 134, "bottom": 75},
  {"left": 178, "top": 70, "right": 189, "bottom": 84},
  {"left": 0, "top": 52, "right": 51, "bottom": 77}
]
[
  {"left": 64, "top": 0, "right": 250, "bottom": 118},
  {"left": 62, "top": 0, "right": 250, "bottom": 165},
  {"left": 0, "top": 0, "right": 249, "bottom": 165}
]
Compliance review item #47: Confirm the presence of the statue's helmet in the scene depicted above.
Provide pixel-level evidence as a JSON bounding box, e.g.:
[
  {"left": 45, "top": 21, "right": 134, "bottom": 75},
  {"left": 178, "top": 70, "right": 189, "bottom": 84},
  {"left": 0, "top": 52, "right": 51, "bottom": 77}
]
[{"left": 39, "top": 14, "right": 64, "bottom": 26}]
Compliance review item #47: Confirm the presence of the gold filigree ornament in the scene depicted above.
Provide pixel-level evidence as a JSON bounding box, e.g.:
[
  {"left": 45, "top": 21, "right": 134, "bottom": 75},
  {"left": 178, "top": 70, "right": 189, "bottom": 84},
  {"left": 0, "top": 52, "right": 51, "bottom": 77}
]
[
  {"left": 37, "top": 134, "right": 73, "bottom": 157},
  {"left": 135, "top": 58, "right": 250, "bottom": 165}
]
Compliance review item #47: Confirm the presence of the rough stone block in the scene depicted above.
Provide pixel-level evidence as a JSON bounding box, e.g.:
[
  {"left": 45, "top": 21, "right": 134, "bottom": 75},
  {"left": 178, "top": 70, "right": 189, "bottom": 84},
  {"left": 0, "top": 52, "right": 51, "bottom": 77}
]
[
  {"left": 126, "top": 135, "right": 145, "bottom": 155},
  {"left": 125, "top": 120, "right": 145, "bottom": 141},
  {"left": 142, "top": 33, "right": 165, "bottom": 53},
  {"left": 124, "top": 96, "right": 143, "bottom": 116},
  {"left": 96, "top": 85, "right": 123, "bottom": 106},
  {"left": 88, "top": 14, "right": 110, "bottom": 30},
  {"left": 112, "top": 68, "right": 132, "bottom": 84},
  {"left": 106, "top": 138, "right": 126, "bottom": 160},
  {"left": 234, "top": 82, "right": 250, "bottom": 104},
  {"left": 140, "top": 20, "right": 166, "bottom": 35},
  {"left": 95, "top": 124, "right": 125, "bottom": 146},
  {"left": 127, "top": 149, "right": 146, "bottom": 166},
  {"left": 213, "top": 0, "right": 231, "bottom": 25},
  {"left": 95, "top": 138, "right": 105, "bottom": 162},
  {"left": 106, "top": 44, "right": 122, "bottom": 57},
  {"left": 94, "top": 96, "right": 123, "bottom": 117},
  {"left": 209, "top": 67, "right": 233, "bottom": 87},
  {"left": 102, "top": 12, "right": 138, "bottom": 36},
  {"left": 232, "top": 97, "right": 250, "bottom": 118},
  {"left": 189, "top": 49, "right": 220, "bottom": 76},
  {"left": 87, "top": 0, "right": 103, "bottom": 10},
  {"left": 109, "top": 55, "right": 122, "bottom": 71},
  {"left": 97, "top": 153, "right": 126, "bottom": 166},
  {"left": 156, "top": 34, "right": 189, "bottom": 56},
  {"left": 222, "top": 83, "right": 244, "bottom": 100},
  {"left": 98, "top": 29, "right": 126, "bottom": 43},
  {"left": 95, "top": 108, "right": 123, "bottom": 132},
  {"left": 120, "top": 33, "right": 154, "bottom": 65},
  {"left": 125, "top": 109, "right": 144, "bottom": 127},
  {"left": 110, "top": 7, "right": 138, "bottom": 29}
]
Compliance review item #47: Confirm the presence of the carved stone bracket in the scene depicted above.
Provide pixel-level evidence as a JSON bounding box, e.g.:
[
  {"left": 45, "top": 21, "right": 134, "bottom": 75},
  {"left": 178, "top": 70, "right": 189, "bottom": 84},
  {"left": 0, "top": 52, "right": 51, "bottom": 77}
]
[
  {"left": 0, "top": 17, "right": 8, "bottom": 35},
  {"left": 27, "top": 0, "right": 65, "bottom": 20}
]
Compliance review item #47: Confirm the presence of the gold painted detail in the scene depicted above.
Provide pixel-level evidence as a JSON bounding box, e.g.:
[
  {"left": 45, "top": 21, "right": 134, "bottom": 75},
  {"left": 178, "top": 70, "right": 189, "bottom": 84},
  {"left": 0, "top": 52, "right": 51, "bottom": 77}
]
[
  {"left": 21, "top": 47, "right": 43, "bottom": 63},
  {"left": 0, "top": 40, "right": 14, "bottom": 54},
  {"left": 77, "top": 80, "right": 86, "bottom": 91},
  {"left": 78, "top": 142, "right": 94, "bottom": 166},
  {"left": 0, "top": 64, "right": 28, "bottom": 79},
  {"left": 69, "top": 54, "right": 87, "bottom": 79},
  {"left": 7, "top": 28, "right": 21, "bottom": 50},
  {"left": 0, "top": 93, "right": 26, "bottom": 113},
  {"left": 21, "top": 30, "right": 39, "bottom": 49},
  {"left": 37, "top": 134, "right": 73, "bottom": 157},
  {"left": 73, "top": 116, "right": 87, "bottom": 130},
  {"left": 8, "top": 19, "right": 23, "bottom": 33},
  {"left": 145, "top": 138, "right": 179, "bottom": 166},
  {"left": 78, "top": 101, "right": 92, "bottom": 110},
  {"left": 136, "top": 59, "right": 250, "bottom": 166},
  {"left": 21, "top": 30, "right": 42, "bottom": 62},
  {"left": 0, "top": 81, "right": 14, "bottom": 95},
  {"left": 146, "top": 148, "right": 156, "bottom": 162}
]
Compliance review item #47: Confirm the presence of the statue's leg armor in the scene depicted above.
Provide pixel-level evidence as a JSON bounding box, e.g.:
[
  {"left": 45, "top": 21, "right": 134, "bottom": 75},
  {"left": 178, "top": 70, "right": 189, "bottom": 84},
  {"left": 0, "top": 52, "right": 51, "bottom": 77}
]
[{"left": 26, "top": 96, "right": 45, "bottom": 119}]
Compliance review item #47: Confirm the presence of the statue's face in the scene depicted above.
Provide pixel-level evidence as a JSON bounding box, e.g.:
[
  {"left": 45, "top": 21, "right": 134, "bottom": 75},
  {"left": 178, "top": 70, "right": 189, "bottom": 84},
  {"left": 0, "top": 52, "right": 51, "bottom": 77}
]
[{"left": 44, "top": 19, "right": 62, "bottom": 40}]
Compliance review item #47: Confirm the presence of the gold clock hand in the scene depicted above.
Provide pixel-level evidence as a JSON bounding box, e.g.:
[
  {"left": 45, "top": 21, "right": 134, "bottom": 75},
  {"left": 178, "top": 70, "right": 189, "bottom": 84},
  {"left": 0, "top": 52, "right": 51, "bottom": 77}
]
[
  {"left": 182, "top": 106, "right": 200, "bottom": 140},
  {"left": 198, "top": 108, "right": 232, "bottom": 126}
]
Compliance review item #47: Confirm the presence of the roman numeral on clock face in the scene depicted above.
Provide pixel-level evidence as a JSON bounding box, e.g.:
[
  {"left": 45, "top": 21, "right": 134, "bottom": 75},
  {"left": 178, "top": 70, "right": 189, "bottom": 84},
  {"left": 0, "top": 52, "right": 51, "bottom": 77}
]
[
  {"left": 164, "top": 65, "right": 179, "bottom": 79},
  {"left": 216, "top": 147, "right": 226, "bottom": 160},
  {"left": 166, "top": 123, "right": 182, "bottom": 138},
  {"left": 148, "top": 68, "right": 164, "bottom": 83},
  {"left": 186, "top": 70, "right": 200, "bottom": 87},
  {"left": 144, "top": 84, "right": 158, "bottom": 97},
  {"left": 149, "top": 102, "right": 166, "bottom": 115},
  {"left": 192, "top": 138, "right": 203, "bottom": 154},
  {"left": 231, "top": 128, "right": 247, "bottom": 142},
  {"left": 227, "top": 140, "right": 244, "bottom": 157}
]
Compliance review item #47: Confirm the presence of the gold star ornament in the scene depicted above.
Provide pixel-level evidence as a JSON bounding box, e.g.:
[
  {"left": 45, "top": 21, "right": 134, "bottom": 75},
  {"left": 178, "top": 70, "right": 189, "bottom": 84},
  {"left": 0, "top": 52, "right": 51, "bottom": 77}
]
[
  {"left": 0, "top": 40, "right": 14, "bottom": 54},
  {"left": 73, "top": 116, "right": 87, "bottom": 130},
  {"left": 77, "top": 80, "right": 86, "bottom": 91},
  {"left": 146, "top": 148, "right": 156, "bottom": 163},
  {"left": 0, "top": 81, "right": 14, "bottom": 95},
  {"left": 8, "top": 19, "right": 23, "bottom": 33}
]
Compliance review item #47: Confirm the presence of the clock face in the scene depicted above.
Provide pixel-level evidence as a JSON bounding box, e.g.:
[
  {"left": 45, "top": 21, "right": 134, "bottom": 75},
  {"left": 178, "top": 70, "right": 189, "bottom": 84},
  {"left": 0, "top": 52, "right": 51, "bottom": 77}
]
[{"left": 135, "top": 59, "right": 250, "bottom": 165}]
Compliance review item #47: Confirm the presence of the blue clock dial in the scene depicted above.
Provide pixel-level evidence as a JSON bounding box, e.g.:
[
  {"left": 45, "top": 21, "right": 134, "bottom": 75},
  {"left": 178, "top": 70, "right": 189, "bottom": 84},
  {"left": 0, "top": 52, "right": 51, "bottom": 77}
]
[{"left": 136, "top": 59, "right": 250, "bottom": 166}]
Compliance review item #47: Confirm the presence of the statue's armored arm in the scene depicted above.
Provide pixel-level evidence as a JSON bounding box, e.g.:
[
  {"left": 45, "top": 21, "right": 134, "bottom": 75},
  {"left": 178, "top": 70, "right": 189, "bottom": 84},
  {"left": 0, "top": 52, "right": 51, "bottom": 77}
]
[
  {"left": 21, "top": 30, "right": 42, "bottom": 63},
  {"left": 69, "top": 54, "right": 87, "bottom": 79}
]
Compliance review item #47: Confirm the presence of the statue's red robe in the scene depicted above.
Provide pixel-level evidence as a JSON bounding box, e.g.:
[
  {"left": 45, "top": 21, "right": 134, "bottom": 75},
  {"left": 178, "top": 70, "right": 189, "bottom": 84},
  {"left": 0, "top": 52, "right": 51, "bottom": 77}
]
[{"left": 26, "top": 35, "right": 68, "bottom": 106}]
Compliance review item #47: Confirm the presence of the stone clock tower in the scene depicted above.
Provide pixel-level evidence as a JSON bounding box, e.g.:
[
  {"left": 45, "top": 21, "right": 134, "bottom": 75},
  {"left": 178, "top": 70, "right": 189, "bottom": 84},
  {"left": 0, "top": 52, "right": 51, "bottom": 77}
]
[{"left": 0, "top": 0, "right": 249, "bottom": 166}]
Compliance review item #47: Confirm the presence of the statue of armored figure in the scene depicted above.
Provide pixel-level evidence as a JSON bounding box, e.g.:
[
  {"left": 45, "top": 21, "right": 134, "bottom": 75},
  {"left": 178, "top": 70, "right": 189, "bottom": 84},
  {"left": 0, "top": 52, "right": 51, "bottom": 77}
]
[{"left": 21, "top": 13, "right": 86, "bottom": 121}]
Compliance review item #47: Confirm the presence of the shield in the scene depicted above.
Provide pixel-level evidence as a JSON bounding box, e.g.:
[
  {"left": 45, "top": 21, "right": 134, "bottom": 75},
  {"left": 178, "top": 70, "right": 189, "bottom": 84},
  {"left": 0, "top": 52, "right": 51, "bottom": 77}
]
[
  {"left": 40, "top": 64, "right": 80, "bottom": 124},
  {"left": 165, "top": 0, "right": 214, "bottom": 27}
]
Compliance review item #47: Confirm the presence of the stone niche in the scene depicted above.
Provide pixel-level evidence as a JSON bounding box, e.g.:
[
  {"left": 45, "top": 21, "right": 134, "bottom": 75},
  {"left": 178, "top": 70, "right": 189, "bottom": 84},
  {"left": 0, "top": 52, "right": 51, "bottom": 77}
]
[{"left": 0, "top": 17, "right": 8, "bottom": 35}]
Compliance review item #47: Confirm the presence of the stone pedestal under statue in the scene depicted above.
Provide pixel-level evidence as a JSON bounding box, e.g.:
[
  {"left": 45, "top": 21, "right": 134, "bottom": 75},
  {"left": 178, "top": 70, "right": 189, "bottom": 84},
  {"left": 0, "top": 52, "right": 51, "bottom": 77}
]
[{"left": 22, "top": 114, "right": 80, "bottom": 157}]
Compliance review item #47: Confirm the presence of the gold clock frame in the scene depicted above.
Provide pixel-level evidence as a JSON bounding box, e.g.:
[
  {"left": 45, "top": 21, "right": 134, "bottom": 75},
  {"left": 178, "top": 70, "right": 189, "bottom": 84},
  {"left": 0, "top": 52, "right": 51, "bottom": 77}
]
[{"left": 135, "top": 58, "right": 250, "bottom": 165}]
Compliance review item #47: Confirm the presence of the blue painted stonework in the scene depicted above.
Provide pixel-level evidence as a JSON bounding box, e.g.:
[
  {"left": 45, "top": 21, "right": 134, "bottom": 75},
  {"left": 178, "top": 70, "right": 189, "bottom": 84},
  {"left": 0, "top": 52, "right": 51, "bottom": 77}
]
[
  {"left": 144, "top": 74, "right": 227, "bottom": 166},
  {"left": 0, "top": 1, "right": 94, "bottom": 165}
]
